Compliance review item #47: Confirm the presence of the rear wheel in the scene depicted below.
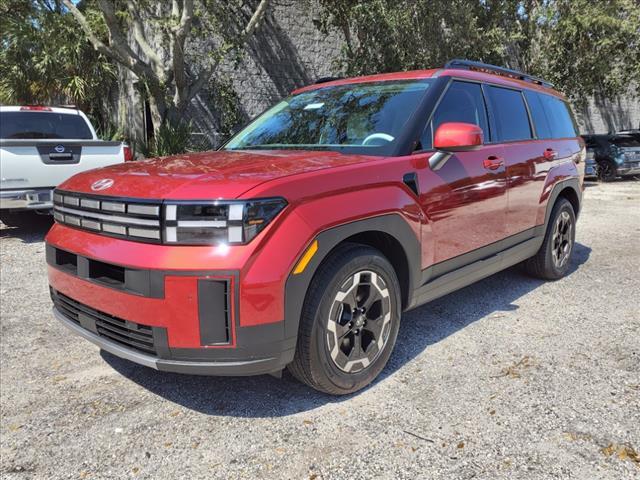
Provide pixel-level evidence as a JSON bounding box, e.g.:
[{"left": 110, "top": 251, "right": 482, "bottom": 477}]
[
  {"left": 524, "top": 198, "right": 576, "bottom": 280},
  {"left": 288, "top": 244, "right": 401, "bottom": 395}
]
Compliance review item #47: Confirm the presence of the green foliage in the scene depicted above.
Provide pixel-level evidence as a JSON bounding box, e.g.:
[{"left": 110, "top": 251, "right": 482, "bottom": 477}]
[
  {"left": 0, "top": 0, "right": 116, "bottom": 120},
  {"left": 92, "top": 119, "right": 127, "bottom": 142},
  {"left": 209, "top": 76, "right": 244, "bottom": 140},
  {"left": 136, "top": 121, "right": 208, "bottom": 158},
  {"left": 317, "top": 0, "right": 640, "bottom": 102},
  {"left": 533, "top": 0, "right": 640, "bottom": 102}
]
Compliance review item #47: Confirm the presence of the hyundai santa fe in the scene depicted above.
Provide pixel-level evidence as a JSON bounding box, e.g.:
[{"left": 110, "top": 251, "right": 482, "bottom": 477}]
[{"left": 46, "top": 60, "right": 584, "bottom": 394}]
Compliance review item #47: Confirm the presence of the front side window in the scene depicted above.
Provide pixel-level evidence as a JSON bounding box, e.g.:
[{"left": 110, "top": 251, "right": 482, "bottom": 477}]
[
  {"left": 420, "top": 81, "right": 489, "bottom": 150},
  {"left": 0, "top": 112, "right": 93, "bottom": 139},
  {"left": 486, "top": 86, "right": 532, "bottom": 142},
  {"left": 224, "top": 80, "right": 433, "bottom": 156}
]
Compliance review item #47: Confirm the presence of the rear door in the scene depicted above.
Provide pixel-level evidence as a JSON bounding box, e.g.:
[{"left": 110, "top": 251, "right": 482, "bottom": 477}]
[
  {"left": 499, "top": 90, "right": 580, "bottom": 234},
  {"left": 483, "top": 85, "right": 541, "bottom": 238},
  {"left": 416, "top": 80, "right": 507, "bottom": 265}
]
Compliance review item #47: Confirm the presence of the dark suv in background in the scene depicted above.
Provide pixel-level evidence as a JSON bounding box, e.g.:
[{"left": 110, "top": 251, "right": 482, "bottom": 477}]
[{"left": 583, "top": 130, "right": 640, "bottom": 181}]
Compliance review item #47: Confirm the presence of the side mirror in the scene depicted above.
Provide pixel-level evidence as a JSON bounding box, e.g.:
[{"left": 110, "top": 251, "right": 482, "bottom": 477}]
[
  {"left": 434, "top": 122, "right": 484, "bottom": 151},
  {"left": 430, "top": 122, "right": 484, "bottom": 170}
]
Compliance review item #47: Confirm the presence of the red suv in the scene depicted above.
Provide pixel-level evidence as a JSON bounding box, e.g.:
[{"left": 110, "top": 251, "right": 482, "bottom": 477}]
[{"left": 46, "top": 60, "right": 584, "bottom": 394}]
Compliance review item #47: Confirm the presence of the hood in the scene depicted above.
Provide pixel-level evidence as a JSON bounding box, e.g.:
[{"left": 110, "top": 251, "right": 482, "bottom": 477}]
[{"left": 58, "top": 149, "right": 373, "bottom": 199}]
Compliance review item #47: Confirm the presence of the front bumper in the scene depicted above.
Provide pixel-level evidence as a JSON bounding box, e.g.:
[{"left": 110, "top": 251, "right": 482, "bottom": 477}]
[
  {"left": 46, "top": 229, "right": 300, "bottom": 376},
  {"left": 53, "top": 306, "right": 293, "bottom": 375},
  {"left": 0, "top": 188, "right": 54, "bottom": 210},
  {"left": 619, "top": 162, "right": 640, "bottom": 176}
]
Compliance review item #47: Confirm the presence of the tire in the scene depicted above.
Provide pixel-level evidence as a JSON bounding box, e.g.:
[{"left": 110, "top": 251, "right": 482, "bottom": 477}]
[
  {"left": 597, "top": 159, "right": 617, "bottom": 182},
  {"left": 523, "top": 198, "right": 576, "bottom": 280},
  {"left": 288, "top": 243, "right": 402, "bottom": 395}
]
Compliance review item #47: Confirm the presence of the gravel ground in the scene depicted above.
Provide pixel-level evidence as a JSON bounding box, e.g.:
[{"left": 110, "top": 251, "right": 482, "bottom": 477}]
[{"left": 1, "top": 179, "right": 639, "bottom": 480}]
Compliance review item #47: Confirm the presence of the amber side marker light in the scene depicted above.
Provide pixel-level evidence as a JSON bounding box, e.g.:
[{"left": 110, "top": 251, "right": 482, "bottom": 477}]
[{"left": 293, "top": 240, "right": 318, "bottom": 275}]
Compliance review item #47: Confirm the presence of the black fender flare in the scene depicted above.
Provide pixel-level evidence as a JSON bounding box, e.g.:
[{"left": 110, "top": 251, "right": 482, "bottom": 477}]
[
  {"left": 283, "top": 214, "right": 421, "bottom": 340},
  {"left": 543, "top": 177, "right": 582, "bottom": 227}
]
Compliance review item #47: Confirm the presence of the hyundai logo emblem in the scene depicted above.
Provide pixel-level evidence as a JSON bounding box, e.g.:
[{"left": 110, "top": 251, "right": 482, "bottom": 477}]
[
  {"left": 91, "top": 178, "right": 114, "bottom": 191},
  {"left": 54, "top": 145, "right": 65, "bottom": 153}
]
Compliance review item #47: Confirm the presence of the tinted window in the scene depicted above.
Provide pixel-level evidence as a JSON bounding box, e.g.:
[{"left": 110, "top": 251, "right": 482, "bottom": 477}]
[
  {"left": 0, "top": 112, "right": 93, "bottom": 139},
  {"left": 524, "top": 91, "right": 552, "bottom": 139},
  {"left": 610, "top": 135, "right": 640, "bottom": 147},
  {"left": 486, "top": 86, "right": 532, "bottom": 142},
  {"left": 225, "top": 80, "right": 432, "bottom": 156},
  {"left": 420, "top": 81, "right": 489, "bottom": 149},
  {"left": 537, "top": 94, "right": 577, "bottom": 138}
]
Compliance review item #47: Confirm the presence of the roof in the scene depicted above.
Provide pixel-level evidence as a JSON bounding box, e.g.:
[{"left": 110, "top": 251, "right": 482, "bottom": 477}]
[
  {"left": 0, "top": 106, "right": 81, "bottom": 114},
  {"left": 293, "top": 67, "right": 563, "bottom": 98}
]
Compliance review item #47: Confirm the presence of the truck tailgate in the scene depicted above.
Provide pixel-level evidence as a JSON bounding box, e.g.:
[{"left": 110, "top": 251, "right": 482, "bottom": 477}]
[{"left": 0, "top": 139, "right": 124, "bottom": 190}]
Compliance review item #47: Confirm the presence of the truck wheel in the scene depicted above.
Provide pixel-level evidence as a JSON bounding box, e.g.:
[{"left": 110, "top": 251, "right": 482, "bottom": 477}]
[
  {"left": 288, "top": 244, "right": 401, "bottom": 395},
  {"left": 524, "top": 198, "right": 576, "bottom": 280},
  {"left": 597, "top": 159, "right": 617, "bottom": 182}
]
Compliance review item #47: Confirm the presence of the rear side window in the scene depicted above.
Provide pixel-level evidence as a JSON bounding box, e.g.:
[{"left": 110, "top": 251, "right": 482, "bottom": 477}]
[
  {"left": 421, "top": 81, "right": 489, "bottom": 149},
  {"left": 486, "top": 86, "right": 532, "bottom": 142},
  {"left": 523, "top": 91, "right": 552, "bottom": 139},
  {"left": 0, "top": 112, "right": 93, "bottom": 139},
  {"left": 537, "top": 94, "right": 578, "bottom": 138}
]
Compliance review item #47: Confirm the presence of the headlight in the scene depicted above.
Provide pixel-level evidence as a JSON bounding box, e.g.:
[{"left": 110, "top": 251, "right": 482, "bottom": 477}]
[{"left": 164, "top": 198, "right": 287, "bottom": 245}]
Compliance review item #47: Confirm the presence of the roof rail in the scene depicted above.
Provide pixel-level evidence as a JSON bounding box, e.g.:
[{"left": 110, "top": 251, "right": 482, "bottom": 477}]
[
  {"left": 314, "top": 76, "right": 343, "bottom": 85},
  {"left": 444, "top": 59, "right": 553, "bottom": 88}
]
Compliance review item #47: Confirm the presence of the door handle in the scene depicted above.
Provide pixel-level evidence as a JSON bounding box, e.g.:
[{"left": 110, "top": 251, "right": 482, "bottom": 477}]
[
  {"left": 483, "top": 156, "right": 504, "bottom": 170},
  {"left": 543, "top": 148, "right": 557, "bottom": 160}
]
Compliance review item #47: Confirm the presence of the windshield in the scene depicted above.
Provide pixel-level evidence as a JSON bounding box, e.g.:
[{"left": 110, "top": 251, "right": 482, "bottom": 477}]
[
  {"left": 611, "top": 135, "right": 640, "bottom": 148},
  {"left": 224, "top": 80, "right": 433, "bottom": 156},
  {"left": 0, "top": 111, "right": 93, "bottom": 139}
]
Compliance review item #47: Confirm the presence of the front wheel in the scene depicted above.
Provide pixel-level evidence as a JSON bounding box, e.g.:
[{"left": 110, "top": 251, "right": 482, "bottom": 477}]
[
  {"left": 288, "top": 244, "right": 401, "bottom": 395},
  {"left": 523, "top": 198, "right": 576, "bottom": 280},
  {"left": 597, "top": 159, "right": 617, "bottom": 182}
]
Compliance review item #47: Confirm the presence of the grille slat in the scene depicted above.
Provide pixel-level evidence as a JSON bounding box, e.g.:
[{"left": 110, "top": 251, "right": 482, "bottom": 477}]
[
  {"left": 57, "top": 303, "right": 80, "bottom": 323},
  {"left": 95, "top": 320, "right": 155, "bottom": 345},
  {"left": 95, "top": 327, "right": 156, "bottom": 354},
  {"left": 53, "top": 290, "right": 157, "bottom": 356},
  {"left": 53, "top": 190, "right": 161, "bottom": 243}
]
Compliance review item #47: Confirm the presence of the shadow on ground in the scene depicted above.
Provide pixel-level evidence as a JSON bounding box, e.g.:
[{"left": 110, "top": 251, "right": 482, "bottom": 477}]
[
  {"left": 0, "top": 213, "right": 53, "bottom": 244},
  {"left": 103, "top": 242, "right": 591, "bottom": 418}
]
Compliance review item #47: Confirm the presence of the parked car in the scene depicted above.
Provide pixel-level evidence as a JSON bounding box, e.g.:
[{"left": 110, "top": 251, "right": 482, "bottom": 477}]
[
  {"left": 583, "top": 131, "right": 640, "bottom": 181},
  {"left": 45, "top": 60, "right": 584, "bottom": 394},
  {"left": 0, "top": 106, "right": 133, "bottom": 225}
]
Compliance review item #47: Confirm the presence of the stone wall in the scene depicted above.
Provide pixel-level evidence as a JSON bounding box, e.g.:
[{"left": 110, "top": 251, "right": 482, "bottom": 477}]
[
  {"left": 574, "top": 92, "right": 640, "bottom": 135},
  {"left": 187, "top": 0, "right": 343, "bottom": 147}
]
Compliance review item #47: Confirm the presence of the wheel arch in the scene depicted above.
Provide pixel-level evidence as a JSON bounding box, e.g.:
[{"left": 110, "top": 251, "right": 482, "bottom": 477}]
[
  {"left": 542, "top": 178, "right": 582, "bottom": 226},
  {"left": 557, "top": 185, "right": 581, "bottom": 219},
  {"left": 283, "top": 214, "right": 421, "bottom": 339}
]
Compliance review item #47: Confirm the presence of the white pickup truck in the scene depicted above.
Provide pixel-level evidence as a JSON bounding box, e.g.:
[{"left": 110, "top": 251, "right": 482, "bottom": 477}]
[{"left": 0, "top": 106, "right": 132, "bottom": 223}]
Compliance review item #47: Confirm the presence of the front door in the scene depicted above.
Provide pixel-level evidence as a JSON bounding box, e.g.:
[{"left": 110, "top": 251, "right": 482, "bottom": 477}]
[{"left": 414, "top": 80, "right": 507, "bottom": 267}]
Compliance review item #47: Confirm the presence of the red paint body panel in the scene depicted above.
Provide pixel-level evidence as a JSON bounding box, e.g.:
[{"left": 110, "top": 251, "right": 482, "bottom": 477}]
[
  {"left": 410, "top": 148, "right": 507, "bottom": 263},
  {"left": 293, "top": 67, "right": 562, "bottom": 98},
  {"left": 58, "top": 150, "right": 377, "bottom": 200}
]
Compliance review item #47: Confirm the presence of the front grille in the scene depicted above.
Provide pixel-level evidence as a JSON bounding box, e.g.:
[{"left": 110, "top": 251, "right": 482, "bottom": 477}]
[
  {"left": 53, "top": 190, "right": 161, "bottom": 242},
  {"left": 52, "top": 290, "right": 157, "bottom": 355}
]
